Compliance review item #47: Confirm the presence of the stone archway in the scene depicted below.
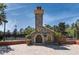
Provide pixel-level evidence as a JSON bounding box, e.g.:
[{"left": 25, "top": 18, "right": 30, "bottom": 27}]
[{"left": 35, "top": 35, "right": 43, "bottom": 43}]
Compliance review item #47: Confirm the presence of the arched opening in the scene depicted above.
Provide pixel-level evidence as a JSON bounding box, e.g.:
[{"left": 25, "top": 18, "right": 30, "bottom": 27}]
[{"left": 36, "top": 35, "right": 42, "bottom": 43}]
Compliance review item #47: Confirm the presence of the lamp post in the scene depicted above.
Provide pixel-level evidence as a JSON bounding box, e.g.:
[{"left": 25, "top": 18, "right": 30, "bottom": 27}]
[{"left": 3, "top": 20, "right": 8, "bottom": 41}]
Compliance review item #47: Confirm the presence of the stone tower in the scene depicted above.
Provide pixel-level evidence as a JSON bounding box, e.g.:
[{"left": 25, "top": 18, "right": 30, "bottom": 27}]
[
  {"left": 31, "top": 6, "right": 54, "bottom": 44},
  {"left": 34, "top": 6, "right": 44, "bottom": 32}
]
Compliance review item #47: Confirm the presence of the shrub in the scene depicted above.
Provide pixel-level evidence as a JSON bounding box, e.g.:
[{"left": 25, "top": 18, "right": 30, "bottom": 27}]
[
  {"left": 54, "top": 31, "right": 66, "bottom": 44},
  {"left": 47, "top": 36, "right": 51, "bottom": 43},
  {"left": 26, "top": 35, "right": 31, "bottom": 39},
  {"left": 0, "top": 36, "right": 3, "bottom": 41}
]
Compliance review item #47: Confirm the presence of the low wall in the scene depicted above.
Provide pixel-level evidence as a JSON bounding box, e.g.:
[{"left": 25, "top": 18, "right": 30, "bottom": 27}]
[
  {"left": 75, "top": 40, "right": 79, "bottom": 44},
  {"left": 0, "top": 40, "right": 79, "bottom": 46},
  {"left": 0, "top": 40, "right": 26, "bottom": 46},
  {"left": 66, "top": 40, "right": 79, "bottom": 44}
]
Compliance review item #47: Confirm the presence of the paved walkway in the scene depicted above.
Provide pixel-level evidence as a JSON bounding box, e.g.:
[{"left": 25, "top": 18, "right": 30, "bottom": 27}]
[{"left": 0, "top": 44, "right": 79, "bottom": 55}]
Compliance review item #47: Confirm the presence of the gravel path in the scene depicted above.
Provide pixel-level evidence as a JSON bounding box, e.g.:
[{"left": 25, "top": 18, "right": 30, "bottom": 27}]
[{"left": 0, "top": 44, "right": 79, "bottom": 55}]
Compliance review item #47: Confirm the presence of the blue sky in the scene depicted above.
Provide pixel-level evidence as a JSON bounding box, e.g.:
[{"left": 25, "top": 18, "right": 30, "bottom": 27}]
[{"left": 0, "top": 3, "right": 79, "bottom": 32}]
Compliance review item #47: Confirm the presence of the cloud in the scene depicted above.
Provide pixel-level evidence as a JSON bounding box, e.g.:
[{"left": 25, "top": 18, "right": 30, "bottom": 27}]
[
  {"left": 9, "top": 13, "right": 20, "bottom": 16},
  {"left": 55, "top": 15, "right": 79, "bottom": 24},
  {"left": 6, "top": 19, "right": 17, "bottom": 31},
  {"left": 0, "top": 19, "right": 17, "bottom": 32},
  {"left": 43, "top": 13, "right": 79, "bottom": 26},
  {"left": 43, "top": 14, "right": 56, "bottom": 25},
  {"left": 5, "top": 4, "right": 26, "bottom": 12}
]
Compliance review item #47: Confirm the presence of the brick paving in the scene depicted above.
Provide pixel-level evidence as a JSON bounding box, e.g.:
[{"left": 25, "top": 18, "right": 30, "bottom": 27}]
[{"left": 0, "top": 44, "right": 79, "bottom": 55}]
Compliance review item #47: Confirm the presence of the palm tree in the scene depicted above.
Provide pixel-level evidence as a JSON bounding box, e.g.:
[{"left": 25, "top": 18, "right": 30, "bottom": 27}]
[
  {"left": 0, "top": 3, "right": 7, "bottom": 41},
  {"left": 0, "top": 3, "right": 6, "bottom": 25},
  {"left": 3, "top": 20, "right": 8, "bottom": 41}
]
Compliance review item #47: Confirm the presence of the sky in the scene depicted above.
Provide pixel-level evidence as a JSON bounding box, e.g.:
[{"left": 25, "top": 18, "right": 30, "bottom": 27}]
[{"left": 0, "top": 3, "right": 79, "bottom": 32}]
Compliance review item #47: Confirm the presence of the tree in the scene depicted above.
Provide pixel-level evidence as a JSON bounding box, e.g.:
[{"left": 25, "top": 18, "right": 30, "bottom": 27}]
[
  {"left": 45, "top": 24, "right": 53, "bottom": 29},
  {"left": 53, "top": 25, "right": 59, "bottom": 32},
  {"left": 58, "top": 22, "right": 66, "bottom": 35},
  {"left": 24, "top": 26, "right": 34, "bottom": 35},
  {"left": 65, "top": 24, "right": 70, "bottom": 29},
  {"left": 66, "top": 27, "right": 75, "bottom": 38},
  {"left": 3, "top": 20, "right": 8, "bottom": 41},
  {"left": 0, "top": 3, "right": 6, "bottom": 25},
  {"left": 0, "top": 31, "right": 3, "bottom": 41},
  {"left": 75, "top": 19, "right": 79, "bottom": 39},
  {"left": 13, "top": 28, "right": 17, "bottom": 39},
  {"left": 71, "top": 23, "right": 75, "bottom": 29},
  {"left": 19, "top": 28, "right": 24, "bottom": 34},
  {"left": 6, "top": 30, "right": 11, "bottom": 37},
  {"left": 0, "top": 3, "right": 7, "bottom": 41},
  {"left": 19, "top": 28, "right": 25, "bottom": 37}
]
